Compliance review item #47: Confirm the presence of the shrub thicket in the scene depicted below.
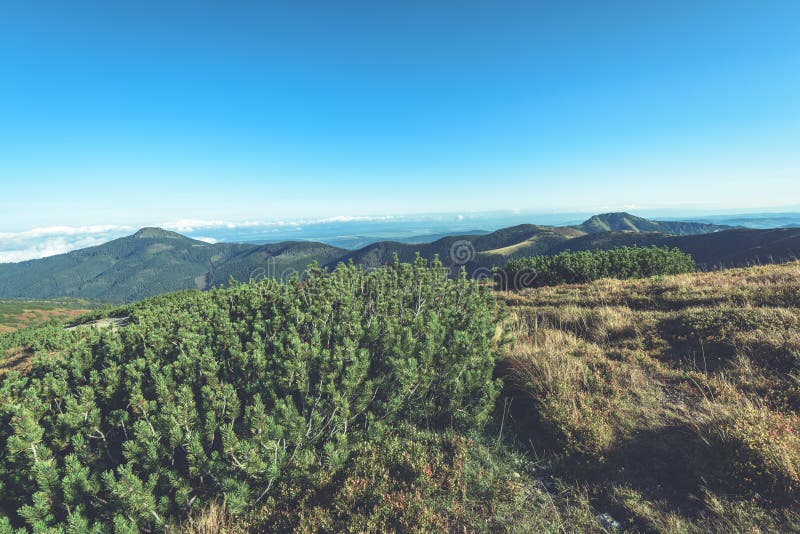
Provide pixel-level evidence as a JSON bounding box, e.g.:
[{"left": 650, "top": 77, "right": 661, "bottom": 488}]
[
  {"left": 500, "top": 246, "right": 695, "bottom": 289},
  {"left": 0, "top": 257, "right": 503, "bottom": 531}
]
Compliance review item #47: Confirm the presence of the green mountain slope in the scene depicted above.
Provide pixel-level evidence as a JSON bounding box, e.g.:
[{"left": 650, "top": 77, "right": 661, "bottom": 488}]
[
  {"left": 214, "top": 241, "right": 348, "bottom": 285},
  {"left": 337, "top": 224, "right": 583, "bottom": 271},
  {"left": 0, "top": 229, "right": 228, "bottom": 302},
  {"left": 0, "top": 229, "right": 346, "bottom": 302}
]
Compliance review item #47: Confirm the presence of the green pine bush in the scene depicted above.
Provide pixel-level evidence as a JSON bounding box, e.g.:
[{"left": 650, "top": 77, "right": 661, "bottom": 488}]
[
  {"left": 499, "top": 246, "right": 695, "bottom": 289},
  {"left": 0, "top": 256, "right": 503, "bottom": 530}
]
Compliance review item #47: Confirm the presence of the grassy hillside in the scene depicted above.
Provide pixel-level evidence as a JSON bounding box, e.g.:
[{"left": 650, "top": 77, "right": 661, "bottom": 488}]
[
  {"left": 1, "top": 261, "right": 799, "bottom": 531},
  {"left": 500, "top": 262, "right": 800, "bottom": 532},
  {"left": 0, "top": 299, "right": 93, "bottom": 333},
  {"left": 336, "top": 224, "right": 570, "bottom": 269}
]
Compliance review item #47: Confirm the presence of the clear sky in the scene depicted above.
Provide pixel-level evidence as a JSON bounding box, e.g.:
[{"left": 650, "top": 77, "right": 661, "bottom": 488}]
[{"left": 1, "top": 1, "right": 799, "bottom": 231}]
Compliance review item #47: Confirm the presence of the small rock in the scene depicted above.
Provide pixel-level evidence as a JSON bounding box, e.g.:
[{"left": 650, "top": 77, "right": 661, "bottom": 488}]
[{"left": 596, "top": 512, "right": 621, "bottom": 531}]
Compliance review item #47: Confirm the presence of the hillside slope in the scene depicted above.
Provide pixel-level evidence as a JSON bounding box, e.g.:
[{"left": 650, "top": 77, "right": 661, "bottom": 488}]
[
  {"left": 2, "top": 261, "right": 799, "bottom": 531},
  {"left": 0, "top": 213, "right": 792, "bottom": 302},
  {"left": 0, "top": 229, "right": 346, "bottom": 302},
  {"left": 337, "top": 224, "right": 582, "bottom": 270},
  {"left": 548, "top": 227, "right": 800, "bottom": 268},
  {"left": 500, "top": 262, "right": 800, "bottom": 532}
]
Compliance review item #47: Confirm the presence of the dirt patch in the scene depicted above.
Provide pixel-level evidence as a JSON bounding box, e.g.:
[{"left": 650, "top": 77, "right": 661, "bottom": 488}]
[{"left": 65, "top": 316, "right": 130, "bottom": 331}]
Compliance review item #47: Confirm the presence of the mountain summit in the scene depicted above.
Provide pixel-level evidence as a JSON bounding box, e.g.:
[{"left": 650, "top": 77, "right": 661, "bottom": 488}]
[
  {"left": 576, "top": 212, "right": 731, "bottom": 235},
  {"left": 132, "top": 227, "right": 189, "bottom": 240}
]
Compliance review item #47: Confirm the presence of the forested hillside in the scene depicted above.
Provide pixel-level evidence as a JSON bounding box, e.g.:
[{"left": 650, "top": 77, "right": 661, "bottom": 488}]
[{"left": 0, "top": 229, "right": 344, "bottom": 303}]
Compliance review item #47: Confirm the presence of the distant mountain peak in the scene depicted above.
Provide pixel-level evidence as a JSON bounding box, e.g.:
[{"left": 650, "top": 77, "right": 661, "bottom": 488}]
[
  {"left": 133, "top": 227, "right": 185, "bottom": 239},
  {"left": 578, "top": 212, "right": 646, "bottom": 232},
  {"left": 584, "top": 212, "right": 641, "bottom": 222},
  {"left": 576, "top": 212, "right": 731, "bottom": 236}
]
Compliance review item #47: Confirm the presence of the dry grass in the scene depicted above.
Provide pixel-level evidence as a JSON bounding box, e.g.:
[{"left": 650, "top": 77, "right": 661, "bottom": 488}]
[
  {"left": 691, "top": 398, "right": 800, "bottom": 498},
  {"left": 172, "top": 502, "right": 241, "bottom": 534},
  {"left": 0, "top": 346, "right": 35, "bottom": 377},
  {"left": 502, "top": 261, "right": 800, "bottom": 310},
  {"left": 0, "top": 300, "right": 90, "bottom": 332},
  {"left": 499, "top": 261, "right": 800, "bottom": 531}
]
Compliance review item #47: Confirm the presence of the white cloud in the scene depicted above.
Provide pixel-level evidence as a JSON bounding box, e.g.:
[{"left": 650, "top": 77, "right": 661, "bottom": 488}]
[
  {"left": 0, "top": 225, "right": 132, "bottom": 264},
  {"left": 160, "top": 219, "right": 264, "bottom": 232},
  {"left": 316, "top": 215, "right": 399, "bottom": 223},
  {"left": 161, "top": 219, "right": 298, "bottom": 233},
  {"left": 0, "top": 224, "right": 128, "bottom": 240}
]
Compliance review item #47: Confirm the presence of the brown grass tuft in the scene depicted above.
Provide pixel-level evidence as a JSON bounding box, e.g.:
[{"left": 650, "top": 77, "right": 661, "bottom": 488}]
[{"left": 500, "top": 261, "right": 800, "bottom": 531}]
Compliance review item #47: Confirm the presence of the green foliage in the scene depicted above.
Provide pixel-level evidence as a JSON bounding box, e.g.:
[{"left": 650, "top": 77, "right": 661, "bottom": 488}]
[
  {"left": 501, "top": 246, "right": 696, "bottom": 289},
  {"left": 0, "top": 258, "right": 503, "bottom": 530}
]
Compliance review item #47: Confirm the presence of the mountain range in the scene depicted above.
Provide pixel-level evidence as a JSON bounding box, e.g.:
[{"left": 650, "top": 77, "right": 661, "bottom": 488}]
[{"left": 2, "top": 212, "right": 799, "bottom": 302}]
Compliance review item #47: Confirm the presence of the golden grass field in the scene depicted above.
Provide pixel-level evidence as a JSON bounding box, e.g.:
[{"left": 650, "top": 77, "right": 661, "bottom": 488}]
[{"left": 500, "top": 261, "right": 800, "bottom": 532}]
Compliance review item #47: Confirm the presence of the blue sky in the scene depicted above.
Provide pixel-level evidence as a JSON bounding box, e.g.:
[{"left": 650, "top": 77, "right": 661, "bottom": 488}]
[{"left": 1, "top": 1, "right": 799, "bottom": 233}]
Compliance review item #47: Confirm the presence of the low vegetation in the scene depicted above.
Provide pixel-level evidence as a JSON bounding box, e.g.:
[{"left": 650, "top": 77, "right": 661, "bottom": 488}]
[
  {"left": 500, "top": 246, "right": 695, "bottom": 289},
  {"left": 500, "top": 261, "right": 800, "bottom": 531},
  {"left": 1, "top": 257, "right": 799, "bottom": 532},
  {"left": 0, "top": 258, "right": 507, "bottom": 531},
  {"left": 0, "top": 300, "right": 91, "bottom": 333}
]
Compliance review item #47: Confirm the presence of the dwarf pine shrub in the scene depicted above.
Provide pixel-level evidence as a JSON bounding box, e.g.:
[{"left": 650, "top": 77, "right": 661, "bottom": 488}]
[
  {"left": 0, "top": 256, "right": 503, "bottom": 531},
  {"left": 500, "top": 246, "right": 695, "bottom": 289}
]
